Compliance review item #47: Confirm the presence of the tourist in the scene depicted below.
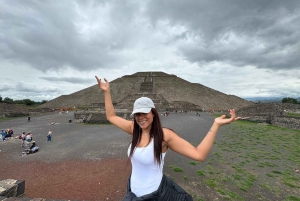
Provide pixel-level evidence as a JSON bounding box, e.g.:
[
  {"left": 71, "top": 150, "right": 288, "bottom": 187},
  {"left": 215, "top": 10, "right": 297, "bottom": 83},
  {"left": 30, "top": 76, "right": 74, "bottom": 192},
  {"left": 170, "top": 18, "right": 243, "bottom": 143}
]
[
  {"left": 20, "top": 132, "right": 26, "bottom": 146},
  {"left": 95, "top": 76, "right": 240, "bottom": 200},
  {"left": 1, "top": 130, "right": 6, "bottom": 141},
  {"left": 47, "top": 129, "right": 52, "bottom": 142},
  {"left": 29, "top": 132, "right": 33, "bottom": 141},
  {"left": 24, "top": 133, "right": 32, "bottom": 153}
]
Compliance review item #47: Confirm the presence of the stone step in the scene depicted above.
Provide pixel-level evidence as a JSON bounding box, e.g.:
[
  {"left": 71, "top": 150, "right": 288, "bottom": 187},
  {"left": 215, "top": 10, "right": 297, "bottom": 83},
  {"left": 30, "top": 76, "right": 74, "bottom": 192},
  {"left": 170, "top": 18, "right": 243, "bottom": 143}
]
[{"left": 0, "top": 179, "right": 25, "bottom": 199}]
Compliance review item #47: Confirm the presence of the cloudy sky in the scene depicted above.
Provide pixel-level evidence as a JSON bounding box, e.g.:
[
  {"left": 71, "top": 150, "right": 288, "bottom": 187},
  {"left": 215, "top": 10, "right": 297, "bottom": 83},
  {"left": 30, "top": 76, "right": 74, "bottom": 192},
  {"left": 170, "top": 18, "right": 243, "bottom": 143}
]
[{"left": 1, "top": 0, "right": 300, "bottom": 101}]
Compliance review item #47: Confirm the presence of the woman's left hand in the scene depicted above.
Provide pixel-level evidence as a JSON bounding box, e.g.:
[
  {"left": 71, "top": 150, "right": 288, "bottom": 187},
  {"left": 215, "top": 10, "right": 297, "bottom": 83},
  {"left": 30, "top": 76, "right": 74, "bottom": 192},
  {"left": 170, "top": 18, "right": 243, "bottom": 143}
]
[{"left": 214, "top": 109, "right": 241, "bottom": 126}]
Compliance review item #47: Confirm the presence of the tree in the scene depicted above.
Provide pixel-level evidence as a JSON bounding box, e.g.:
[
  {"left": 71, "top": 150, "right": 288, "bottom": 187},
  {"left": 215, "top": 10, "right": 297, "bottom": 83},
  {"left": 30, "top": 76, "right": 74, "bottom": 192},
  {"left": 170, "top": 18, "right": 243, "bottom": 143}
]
[
  {"left": 3, "top": 97, "right": 14, "bottom": 104},
  {"left": 23, "top": 99, "right": 35, "bottom": 105},
  {"left": 282, "top": 97, "right": 297, "bottom": 104},
  {"left": 0, "top": 95, "right": 2, "bottom": 102},
  {"left": 13, "top": 99, "right": 24, "bottom": 104},
  {"left": 41, "top": 100, "right": 48, "bottom": 104}
]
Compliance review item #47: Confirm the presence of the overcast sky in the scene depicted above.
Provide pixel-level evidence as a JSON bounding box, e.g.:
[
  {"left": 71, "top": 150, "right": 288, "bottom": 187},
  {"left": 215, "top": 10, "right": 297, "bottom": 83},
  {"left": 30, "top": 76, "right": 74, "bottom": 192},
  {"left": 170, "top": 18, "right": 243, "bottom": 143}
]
[{"left": 1, "top": 0, "right": 300, "bottom": 101}]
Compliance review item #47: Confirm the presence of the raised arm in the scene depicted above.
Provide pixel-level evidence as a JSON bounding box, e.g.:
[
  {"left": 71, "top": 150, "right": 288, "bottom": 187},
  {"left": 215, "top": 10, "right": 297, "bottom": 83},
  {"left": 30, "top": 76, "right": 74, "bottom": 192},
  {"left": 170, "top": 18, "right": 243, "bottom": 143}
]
[
  {"left": 164, "top": 109, "right": 240, "bottom": 162},
  {"left": 95, "top": 76, "right": 133, "bottom": 135}
]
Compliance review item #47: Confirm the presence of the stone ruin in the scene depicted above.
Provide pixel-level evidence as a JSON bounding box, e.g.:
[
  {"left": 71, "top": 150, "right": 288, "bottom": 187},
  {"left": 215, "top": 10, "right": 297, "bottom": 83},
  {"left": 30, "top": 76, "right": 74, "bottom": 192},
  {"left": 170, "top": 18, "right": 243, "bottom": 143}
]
[
  {"left": 237, "top": 103, "right": 300, "bottom": 130},
  {"left": 49, "top": 71, "right": 252, "bottom": 124}
]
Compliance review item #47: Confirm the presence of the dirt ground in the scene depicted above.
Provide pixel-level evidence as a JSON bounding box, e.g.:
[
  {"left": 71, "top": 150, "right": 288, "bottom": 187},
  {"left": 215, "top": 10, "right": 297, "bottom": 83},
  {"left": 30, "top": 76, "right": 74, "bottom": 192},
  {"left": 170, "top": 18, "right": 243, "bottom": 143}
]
[
  {"left": 1, "top": 110, "right": 215, "bottom": 201},
  {"left": 1, "top": 153, "right": 131, "bottom": 201}
]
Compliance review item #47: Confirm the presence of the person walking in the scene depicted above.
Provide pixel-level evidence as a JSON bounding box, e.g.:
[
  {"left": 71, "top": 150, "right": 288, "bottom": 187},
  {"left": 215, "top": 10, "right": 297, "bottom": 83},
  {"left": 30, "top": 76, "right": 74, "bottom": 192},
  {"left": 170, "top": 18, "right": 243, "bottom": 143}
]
[
  {"left": 95, "top": 76, "right": 240, "bottom": 201},
  {"left": 47, "top": 129, "right": 52, "bottom": 142}
]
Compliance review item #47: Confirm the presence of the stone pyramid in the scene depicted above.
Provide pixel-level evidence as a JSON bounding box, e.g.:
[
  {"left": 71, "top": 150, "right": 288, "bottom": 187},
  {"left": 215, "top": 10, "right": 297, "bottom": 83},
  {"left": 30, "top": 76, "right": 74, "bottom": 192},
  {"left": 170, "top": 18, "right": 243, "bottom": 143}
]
[{"left": 40, "top": 71, "right": 253, "bottom": 111}]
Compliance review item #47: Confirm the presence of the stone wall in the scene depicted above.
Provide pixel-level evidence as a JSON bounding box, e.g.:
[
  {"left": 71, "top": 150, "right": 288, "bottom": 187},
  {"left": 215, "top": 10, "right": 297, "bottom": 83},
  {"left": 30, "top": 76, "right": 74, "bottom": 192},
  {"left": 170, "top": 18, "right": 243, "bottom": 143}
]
[
  {"left": 271, "top": 116, "right": 300, "bottom": 130},
  {"left": 74, "top": 110, "right": 133, "bottom": 124},
  {"left": 237, "top": 103, "right": 300, "bottom": 130},
  {"left": 0, "top": 103, "right": 53, "bottom": 117}
]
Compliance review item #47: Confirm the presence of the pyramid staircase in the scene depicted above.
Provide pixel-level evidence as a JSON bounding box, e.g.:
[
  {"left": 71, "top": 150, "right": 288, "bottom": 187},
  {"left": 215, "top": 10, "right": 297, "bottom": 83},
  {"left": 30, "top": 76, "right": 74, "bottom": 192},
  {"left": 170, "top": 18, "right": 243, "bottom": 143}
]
[{"left": 114, "top": 72, "right": 168, "bottom": 112}]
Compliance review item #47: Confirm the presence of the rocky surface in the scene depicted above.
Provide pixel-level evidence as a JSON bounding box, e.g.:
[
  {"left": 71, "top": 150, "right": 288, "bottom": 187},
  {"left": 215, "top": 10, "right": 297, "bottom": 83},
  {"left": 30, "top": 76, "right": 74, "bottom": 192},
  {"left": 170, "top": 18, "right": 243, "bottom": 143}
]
[{"left": 38, "top": 71, "right": 253, "bottom": 111}]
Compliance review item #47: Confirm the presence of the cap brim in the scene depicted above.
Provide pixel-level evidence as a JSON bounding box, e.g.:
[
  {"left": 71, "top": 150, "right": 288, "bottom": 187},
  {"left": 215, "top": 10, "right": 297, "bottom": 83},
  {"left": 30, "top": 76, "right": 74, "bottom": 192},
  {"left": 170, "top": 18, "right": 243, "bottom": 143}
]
[{"left": 130, "top": 108, "right": 152, "bottom": 116}]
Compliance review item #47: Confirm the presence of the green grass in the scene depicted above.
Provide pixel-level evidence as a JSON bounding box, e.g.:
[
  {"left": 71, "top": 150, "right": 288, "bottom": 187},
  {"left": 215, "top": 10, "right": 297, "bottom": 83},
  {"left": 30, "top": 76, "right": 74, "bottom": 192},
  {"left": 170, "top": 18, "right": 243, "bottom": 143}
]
[
  {"left": 0, "top": 116, "right": 20, "bottom": 121},
  {"left": 196, "top": 170, "right": 206, "bottom": 176},
  {"left": 286, "top": 113, "right": 300, "bottom": 117},
  {"left": 283, "top": 196, "right": 300, "bottom": 201},
  {"left": 205, "top": 179, "right": 216, "bottom": 187},
  {"left": 185, "top": 120, "right": 300, "bottom": 200},
  {"left": 189, "top": 161, "right": 197, "bottom": 165},
  {"left": 168, "top": 165, "right": 184, "bottom": 172}
]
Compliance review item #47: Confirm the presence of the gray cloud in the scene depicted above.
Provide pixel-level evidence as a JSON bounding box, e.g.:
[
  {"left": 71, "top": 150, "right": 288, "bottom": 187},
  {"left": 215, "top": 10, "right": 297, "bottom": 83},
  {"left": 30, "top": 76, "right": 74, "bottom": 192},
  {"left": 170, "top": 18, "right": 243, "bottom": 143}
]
[
  {"left": 0, "top": 84, "right": 11, "bottom": 93},
  {"left": 145, "top": 0, "right": 300, "bottom": 70},
  {"left": 1, "top": 0, "right": 299, "bottom": 101},
  {"left": 2, "top": 0, "right": 299, "bottom": 73},
  {"left": 14, "top": 83, "right": 61, "bottom": 93},
  {"left": 0, "top": 0, "right": 130, "bottom": 72},
  {"left": 0, "top": 81, "right": 62, "bottom": 101},
  {"left": 40, "top": 76, "right": 93, "bottom": 84}
]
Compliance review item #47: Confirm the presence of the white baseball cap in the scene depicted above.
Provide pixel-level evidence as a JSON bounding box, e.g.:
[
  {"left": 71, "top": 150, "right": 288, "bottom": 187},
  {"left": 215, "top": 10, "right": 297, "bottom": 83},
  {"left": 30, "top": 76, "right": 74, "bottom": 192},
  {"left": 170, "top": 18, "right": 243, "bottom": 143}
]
[{"left": 131, "top": 97, "right": 155, "bottom": 115}]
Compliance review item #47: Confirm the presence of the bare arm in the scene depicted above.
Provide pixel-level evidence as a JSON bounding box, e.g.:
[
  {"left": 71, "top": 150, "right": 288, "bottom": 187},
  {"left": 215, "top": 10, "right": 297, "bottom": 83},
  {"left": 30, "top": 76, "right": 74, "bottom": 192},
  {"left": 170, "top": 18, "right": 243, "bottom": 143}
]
[
  {"left": 95, "top": 76, "right": 133, "bottom": 135},
  {"left": 165, "top": 109, "right": 240, "bottom": 162}
]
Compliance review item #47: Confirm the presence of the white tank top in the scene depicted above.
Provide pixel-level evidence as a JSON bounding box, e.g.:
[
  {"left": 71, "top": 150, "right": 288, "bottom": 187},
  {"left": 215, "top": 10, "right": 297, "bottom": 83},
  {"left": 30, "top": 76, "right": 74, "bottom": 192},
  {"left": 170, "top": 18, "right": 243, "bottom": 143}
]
[{"left": 128, "top": 138, "right": 166, "bottom": 197}]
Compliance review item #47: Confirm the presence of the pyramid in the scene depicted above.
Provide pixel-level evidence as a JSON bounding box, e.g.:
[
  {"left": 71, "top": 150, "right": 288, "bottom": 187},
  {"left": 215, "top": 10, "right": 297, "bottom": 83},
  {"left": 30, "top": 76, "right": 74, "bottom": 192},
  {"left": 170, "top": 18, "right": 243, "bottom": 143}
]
[{"left": 40, "top": 71, "right": 253, "bottom": 111}]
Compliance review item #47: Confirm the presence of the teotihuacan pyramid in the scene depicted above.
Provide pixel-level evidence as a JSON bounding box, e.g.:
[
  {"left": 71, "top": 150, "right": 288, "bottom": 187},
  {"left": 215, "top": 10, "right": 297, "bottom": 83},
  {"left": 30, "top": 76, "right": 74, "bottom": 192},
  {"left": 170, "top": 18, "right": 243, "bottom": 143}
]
[{"left": 40, "top": 71, "right": 253, "bottom": 111}]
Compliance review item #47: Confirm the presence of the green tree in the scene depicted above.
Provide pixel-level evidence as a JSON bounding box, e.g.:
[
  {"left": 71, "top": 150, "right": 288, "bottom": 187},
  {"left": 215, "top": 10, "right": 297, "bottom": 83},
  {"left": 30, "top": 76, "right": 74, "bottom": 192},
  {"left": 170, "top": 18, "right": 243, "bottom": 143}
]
[
  {"left": 0, "top": 95, "right": 2, "bottom": 102},
  {"left": 13, "top": 99, "right": 24, "bottom": 104},
  {"left": 282, "top": 97, "right": 297, "bottom": 104},
  {"left": 41, "top": 100, "right": 48, "bottom": 104},
  {"left": 23, "top": 99, "right": 35, "bottom": 105},
  {"left": 3, "top": 97, "right": 14, "bottom": 104}
]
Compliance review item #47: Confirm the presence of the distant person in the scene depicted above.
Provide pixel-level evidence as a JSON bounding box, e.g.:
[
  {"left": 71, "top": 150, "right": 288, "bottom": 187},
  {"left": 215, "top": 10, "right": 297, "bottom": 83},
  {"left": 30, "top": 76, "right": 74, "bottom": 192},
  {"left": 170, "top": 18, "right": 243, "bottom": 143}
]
[
  {"left": 27, "top": 115, "right": 31, "bottom": 122},
  {"left": 95, "top": 76, "right": 240, "bottom": 200},
  {"left": 20, "top": 132, "right": 26, "bottom": 146},
  {"left": 47, "top": 130, "right": 52, "bottom": 142},
  {"left": 6, "top": 129, "right": 13, "bottom": 138},
  {"left": 30, "top": 140, "right": 36, "bottom": 149},
  {"left": 24, "top": 133, "right": 32, "bottom": 153},
  {"left": 1, "top": 130, "right": 6, "bottom": 141},
  {"left": 25, "top": 133, "right": 32, "bottom": 142}
]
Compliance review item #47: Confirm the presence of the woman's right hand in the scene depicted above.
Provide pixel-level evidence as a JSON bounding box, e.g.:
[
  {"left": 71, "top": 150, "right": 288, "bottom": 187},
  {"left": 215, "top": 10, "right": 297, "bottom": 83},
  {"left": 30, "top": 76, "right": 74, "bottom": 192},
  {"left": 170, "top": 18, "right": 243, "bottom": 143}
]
[{"left": 95, "top": 76, "right": 110, "bottom": 91}]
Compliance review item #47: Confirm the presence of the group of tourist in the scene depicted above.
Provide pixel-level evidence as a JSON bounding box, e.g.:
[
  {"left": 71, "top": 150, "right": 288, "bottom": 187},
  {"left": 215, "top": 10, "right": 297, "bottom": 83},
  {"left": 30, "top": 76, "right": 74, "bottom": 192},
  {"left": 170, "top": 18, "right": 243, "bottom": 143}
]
[
  {"left": 19, "top": 131, "right": 39, "bottom": 155},
  {"left": 1, "top": 129, "right": 13, "bottom": 141}
]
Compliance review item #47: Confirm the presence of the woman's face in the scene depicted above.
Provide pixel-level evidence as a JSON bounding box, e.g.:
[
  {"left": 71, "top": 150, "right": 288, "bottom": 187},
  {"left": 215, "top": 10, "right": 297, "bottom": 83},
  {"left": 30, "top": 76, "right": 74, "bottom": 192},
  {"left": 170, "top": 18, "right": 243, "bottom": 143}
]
[{"left": 134, "top": 111, "right": 154, "bottom": 130}]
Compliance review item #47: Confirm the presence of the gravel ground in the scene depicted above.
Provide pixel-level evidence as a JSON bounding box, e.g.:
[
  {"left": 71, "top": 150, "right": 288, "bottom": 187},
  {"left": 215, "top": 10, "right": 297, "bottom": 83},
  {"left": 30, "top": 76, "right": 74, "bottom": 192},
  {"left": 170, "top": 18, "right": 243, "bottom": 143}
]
[{"left": 0, "top": 111, "right": 223, "bottom": 200}]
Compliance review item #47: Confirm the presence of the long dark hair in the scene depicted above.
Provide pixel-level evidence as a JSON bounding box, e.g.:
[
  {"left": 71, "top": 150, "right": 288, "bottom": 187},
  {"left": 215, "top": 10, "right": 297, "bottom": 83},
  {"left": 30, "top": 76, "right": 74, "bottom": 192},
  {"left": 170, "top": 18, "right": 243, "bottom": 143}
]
[{"left": 129, "top": 108, "right": 164, "bottom": 165}]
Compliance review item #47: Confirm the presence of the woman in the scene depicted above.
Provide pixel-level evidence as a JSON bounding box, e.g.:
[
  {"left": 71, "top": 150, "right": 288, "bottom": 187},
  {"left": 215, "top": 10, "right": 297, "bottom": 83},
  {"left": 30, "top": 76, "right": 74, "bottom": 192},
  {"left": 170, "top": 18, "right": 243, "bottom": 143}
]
[{"left": 95, "top": 76, "right": 240, "bottom": 200}]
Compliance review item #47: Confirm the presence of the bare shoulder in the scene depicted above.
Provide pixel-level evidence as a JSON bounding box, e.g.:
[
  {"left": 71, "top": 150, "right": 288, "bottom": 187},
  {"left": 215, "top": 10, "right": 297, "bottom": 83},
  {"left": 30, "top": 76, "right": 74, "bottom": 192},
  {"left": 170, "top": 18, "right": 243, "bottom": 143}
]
[{"left": 162, "top": 127, "right": 177, "bottom": 142}]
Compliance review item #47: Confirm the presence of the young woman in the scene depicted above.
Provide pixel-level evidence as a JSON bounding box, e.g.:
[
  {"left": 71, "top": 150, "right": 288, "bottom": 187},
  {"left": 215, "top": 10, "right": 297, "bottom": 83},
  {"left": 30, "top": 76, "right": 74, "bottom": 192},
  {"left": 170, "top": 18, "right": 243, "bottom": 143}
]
[{"left": 95, "top": 76, "right": 240, "bottom": 200}]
